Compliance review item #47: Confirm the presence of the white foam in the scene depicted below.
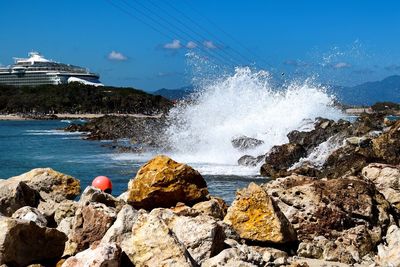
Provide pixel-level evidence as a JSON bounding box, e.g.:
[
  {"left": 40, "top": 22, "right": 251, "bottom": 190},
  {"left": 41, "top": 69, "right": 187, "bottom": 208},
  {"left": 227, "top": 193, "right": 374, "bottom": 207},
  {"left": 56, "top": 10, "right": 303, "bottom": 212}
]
[
  {"left": 164, "top": 67, "right": 343, "bottom": 175},
  {"left": 25, "top": 130, "right": 85, "bottom": 136}
]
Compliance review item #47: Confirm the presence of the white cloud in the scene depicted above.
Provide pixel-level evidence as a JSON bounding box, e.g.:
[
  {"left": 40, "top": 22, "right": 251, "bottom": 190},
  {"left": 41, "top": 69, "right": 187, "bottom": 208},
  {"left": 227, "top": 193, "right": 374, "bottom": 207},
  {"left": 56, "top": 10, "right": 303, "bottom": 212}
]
[
  {"left": 164, "top": 39, "right": 182, "bottom": 49},
  {"left": 333, "top": 62, "right": 351, "bottom": 69},
  {"left": 108, "top": 51, "right": 127, "bottom": 61},
  {"left": 203, "top": 40, "right": 217, "bottom": 49},
  {"left": 186, "top": 41, "right": 197, "bottom": 49}
]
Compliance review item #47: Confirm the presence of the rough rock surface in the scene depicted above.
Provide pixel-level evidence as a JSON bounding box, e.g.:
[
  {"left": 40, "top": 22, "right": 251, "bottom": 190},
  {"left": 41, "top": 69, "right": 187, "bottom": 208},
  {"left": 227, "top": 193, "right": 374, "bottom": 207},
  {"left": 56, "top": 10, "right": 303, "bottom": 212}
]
[
  {"left": 127, "top": 155, "right": 209, "bottom": 210},
  {"left": 61, "top": 242, "right": 121, "bottom": 267},
  {"left": 0, "top": 181, "right": 40, "bottom": 216},
  {"left": 260, "top": 143, "right": 306, "bottom": 178},
  {"left": 224, "top": 183, "right": 297, "bottom": 244},
  {"left": 79, "top": 186, "right": 123, "bottom": 210},
  {"left": 128, "top": 211, "right": 194, "bottom": 266},
  {"left": 5, "top": 168, "right": 80, "bottom": 202},
  {"left": 0, "top": 217, "right": 67, "bottom": 266},
  {"left": 12, "top": 206, "right": 47, "bottom": 227},
  {"left": 231, "top": 135, "right": 264, "bottom": 151},
  {"left": 192, "top": 197, "right": 228, "bottom": 220},
  {"left": 237, "top": 155, "right": 264, "bottom": 167},
  {"left": 154, "top": 208, "right": 225, "bottom": 264},
  {"left": 362, "top": 163, "right": 400, "bottom": 214},
  {"left": 54, "top": 200, "right": 78, "bottom": 225},
  {"left": 377, "top": 225, "right": 400, "bottom": 266},
  {"left": 65, "top": 202, "right": 117, "bottom": 255},
  {"left": 263, "top": 175, "right": 391, "bottom": 263}
]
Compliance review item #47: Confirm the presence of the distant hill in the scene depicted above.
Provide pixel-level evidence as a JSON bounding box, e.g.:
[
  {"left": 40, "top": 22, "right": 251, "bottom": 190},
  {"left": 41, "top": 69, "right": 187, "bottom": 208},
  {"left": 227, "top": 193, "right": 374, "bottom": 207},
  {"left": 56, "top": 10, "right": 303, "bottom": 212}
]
[
  {"left": 331, "top": 75, "right": 400, "bottom": 106},
  {"left": 152, "top": 86, "right": 193, "bottom": 100},
  {"left": 0, "top": 83, "right": 172, "bottom": 114}
]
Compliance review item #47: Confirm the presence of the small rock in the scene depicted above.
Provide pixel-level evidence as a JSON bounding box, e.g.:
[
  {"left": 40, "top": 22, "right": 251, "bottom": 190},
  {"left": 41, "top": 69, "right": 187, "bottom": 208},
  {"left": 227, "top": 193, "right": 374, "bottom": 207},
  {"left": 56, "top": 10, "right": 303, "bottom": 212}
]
[
  {"left": 238, "top": 155, "right": 264, "bottom": 167},
  {"left": 192, "top": 197, "right": 228, "bottom": 220},
  {"left": 12, "top": 206, "right": 47, "bottom": 227},
  {"left": 79, "top": 186, "right": 122, "bottom": 210},
  {"left": 54, "top": 200, "right": 78, "bottom": 225},
  {"left": 231, "top": 135, "right": 264, "bottom": 150},
  {"left": 127, "top": 155, "right": 209, "bottom": 210},
  {"left": 377, "top": 225, "right": 400, "bottom": 266},
  {"left": 61, "top": 242, "right": 121, "bottom": 267},
  {"left": 57, "top": 216, "right": 75, "bottom": 236},
  {"left": 224, "top": 183, "right": 297, "bottom": 244}
]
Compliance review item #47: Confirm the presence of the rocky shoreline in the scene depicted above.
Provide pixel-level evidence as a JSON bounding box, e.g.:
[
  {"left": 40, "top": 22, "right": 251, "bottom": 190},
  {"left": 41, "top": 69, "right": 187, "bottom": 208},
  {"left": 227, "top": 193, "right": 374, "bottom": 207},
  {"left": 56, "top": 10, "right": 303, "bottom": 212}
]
[{"left": 0, "top": 113, "right": 399, "bottom": 266}]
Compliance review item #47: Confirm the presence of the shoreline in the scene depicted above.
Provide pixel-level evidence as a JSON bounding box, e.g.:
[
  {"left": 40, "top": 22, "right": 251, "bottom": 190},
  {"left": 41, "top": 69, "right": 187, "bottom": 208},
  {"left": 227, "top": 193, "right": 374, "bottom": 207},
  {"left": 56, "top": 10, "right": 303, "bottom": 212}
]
[{"left": 0, "top": 113, "right": 163, "bottom": 121}]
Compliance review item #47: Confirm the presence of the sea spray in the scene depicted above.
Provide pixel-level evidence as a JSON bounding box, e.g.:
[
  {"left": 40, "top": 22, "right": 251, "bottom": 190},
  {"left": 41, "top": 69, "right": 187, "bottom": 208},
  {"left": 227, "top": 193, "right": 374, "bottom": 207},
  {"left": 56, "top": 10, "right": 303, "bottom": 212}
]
[{"left": 165, "top": 67, "right": 344, "bottom": 174}]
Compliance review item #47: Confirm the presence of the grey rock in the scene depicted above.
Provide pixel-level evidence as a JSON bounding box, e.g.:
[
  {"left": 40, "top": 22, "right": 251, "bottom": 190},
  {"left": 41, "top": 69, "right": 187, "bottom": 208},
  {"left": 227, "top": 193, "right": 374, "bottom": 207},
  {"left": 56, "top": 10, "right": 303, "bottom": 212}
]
[{"left": 12, "top": 206, "right": 47, "bottom": 227}]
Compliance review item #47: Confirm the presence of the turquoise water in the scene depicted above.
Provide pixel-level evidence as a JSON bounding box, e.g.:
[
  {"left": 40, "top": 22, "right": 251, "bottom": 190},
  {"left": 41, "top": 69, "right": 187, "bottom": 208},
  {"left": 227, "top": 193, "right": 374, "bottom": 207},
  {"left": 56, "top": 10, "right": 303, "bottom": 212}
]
[{"left": 0, "top": 120, "right": 265, "bottom": 202}]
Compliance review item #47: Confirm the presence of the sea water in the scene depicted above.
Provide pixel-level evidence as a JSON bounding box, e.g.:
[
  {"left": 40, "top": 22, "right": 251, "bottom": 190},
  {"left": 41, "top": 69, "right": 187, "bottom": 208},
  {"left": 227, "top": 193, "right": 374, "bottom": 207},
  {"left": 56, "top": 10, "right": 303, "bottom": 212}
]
[
  {"left": 0, "top": 68, "right": 346, "bottom": 203},
  {"left": 0, "top": 120, "right": 265, "bottom": 202}
]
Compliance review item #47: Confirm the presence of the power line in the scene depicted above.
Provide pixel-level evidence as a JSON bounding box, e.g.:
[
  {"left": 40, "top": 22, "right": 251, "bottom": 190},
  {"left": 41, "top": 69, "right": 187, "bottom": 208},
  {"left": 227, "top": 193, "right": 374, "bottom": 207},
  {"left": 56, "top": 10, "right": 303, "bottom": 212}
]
[
  {"left": 144, "top": 0, "right": 252, "bottom": 66},
  {"left": 181, "top": 0, "right": 275, "bottom": 70},
  {"left": 110, "top": 0, "right": 238, "bottom": 68},
  {"left": 125, "top": 0, "right": 239, "bottom": 68}
]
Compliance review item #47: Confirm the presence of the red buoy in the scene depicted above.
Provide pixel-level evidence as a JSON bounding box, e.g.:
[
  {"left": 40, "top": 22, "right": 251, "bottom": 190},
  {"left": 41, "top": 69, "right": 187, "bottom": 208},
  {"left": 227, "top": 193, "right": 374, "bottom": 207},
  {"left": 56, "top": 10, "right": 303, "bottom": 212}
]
[{"left": 92, "top": 176, "right": 113, "bottom": 193}]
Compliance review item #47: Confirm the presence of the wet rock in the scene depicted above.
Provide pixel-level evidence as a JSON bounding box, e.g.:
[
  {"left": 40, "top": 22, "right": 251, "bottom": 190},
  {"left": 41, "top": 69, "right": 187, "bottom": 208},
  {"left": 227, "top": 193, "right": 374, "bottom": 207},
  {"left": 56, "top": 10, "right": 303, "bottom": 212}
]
[
  {"left": 362, "top": 163, "right": 400, "bottom": 214},
  {"left": 0, "top": 181, "right": 40, "bottom": 216},
  {"left": 287, "top": 118, "right": 350, "bottom": 153},
  {"left": 224, "top": 183, "right": 297, "bottom": 244},
  {"left": 377, "top": 225, "right": 400, "bottom": 266},
  {"left": 5, "top": 168, "right": 80, "bottom": 202},
  {"left": 128, "top": 211, "right": 194, "bottom": 266},
  {"left": 192, "top": 197, "right": 228, "bottom": 220},
  {"left": 61, "top": 242, "right": 121, "bottom": 267},
  {"left": 127, "top": 155, "right": 209, "bottom": 210},
  {"left": 64, "top": 202, "right": 117, "bottom": 255},
  {"left": 260, "top": 143, "right": 306, "bottom": 178},
  {"left": 231, "top": 135, "right": 264, "bottom": 150},
  {"left": 372, "top": 120, "right": 400, "bottom": 164},
  {"left": 154, "top": 208, "right": 225, "bottom": 264},
  {"left": 0, "top": 217, "right": 67, "bottom": 266},
  {"left": 263, "top": 175, "right": 391, "bottom": 263},
  {"left": 12, "top": 206, "right": 47, "bottom": 227},
  {"left": 345, "top": 136, "right": 371, "bottom": 147},
  {"left": 238, "top": 155, "right": 264, "bottom": 167}
]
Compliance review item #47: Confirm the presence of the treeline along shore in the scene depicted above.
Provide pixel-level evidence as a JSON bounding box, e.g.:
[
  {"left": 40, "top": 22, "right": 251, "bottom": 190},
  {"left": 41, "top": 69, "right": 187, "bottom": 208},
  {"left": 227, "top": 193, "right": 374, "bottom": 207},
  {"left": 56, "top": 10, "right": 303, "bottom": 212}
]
[{"left": 0, "top": 83, "right": 172, "bottom": 116}]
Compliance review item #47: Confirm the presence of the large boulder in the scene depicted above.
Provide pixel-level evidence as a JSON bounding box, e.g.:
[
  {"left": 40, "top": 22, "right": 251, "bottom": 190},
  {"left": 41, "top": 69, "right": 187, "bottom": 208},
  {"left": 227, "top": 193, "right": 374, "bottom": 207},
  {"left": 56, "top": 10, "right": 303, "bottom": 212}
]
[
  {"left": 127, "top": 155, "right": 209, "bottom": 210},
  {"left": 223, "top": 183, "right": 297, "bottom": 244},
  {"left": 128, "top": 211, "right": 194, "bottom": 266},
  {"left": 0, "top": 181, "right": 40, "bottom": 216},
  {"left": 61, "top": 242, "right": 121, "bottom": 267},
  {"left": 260, "top": 143, "right": 306, "bottom": 178},
  {"left": 154, "top": 208, "right": 225, "bottom": 264},
  {"left": 0, "top": 216, "right": 67, "bottom": 266},
  {"left": 263, "top": 175, "right": 391, "bottom": 264},
  {"left": 287, "top": 118, "right": 350, "bottom": 153},
  {"left": 64, "top": 202, "right": 117, "bottom": 255},
  {"left": 5, "top": 168, "right": 80, "bottom": 202},
  {"left": 362, "top": 163, "right": 400, "bottom": 214}
]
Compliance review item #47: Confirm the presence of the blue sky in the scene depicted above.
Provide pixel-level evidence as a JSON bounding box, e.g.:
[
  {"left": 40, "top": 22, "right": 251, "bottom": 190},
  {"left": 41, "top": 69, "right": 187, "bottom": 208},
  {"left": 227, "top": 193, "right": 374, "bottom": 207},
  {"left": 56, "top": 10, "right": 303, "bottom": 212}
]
[{"left": 0, "top": 0, "right": 399, "bottom": 91}]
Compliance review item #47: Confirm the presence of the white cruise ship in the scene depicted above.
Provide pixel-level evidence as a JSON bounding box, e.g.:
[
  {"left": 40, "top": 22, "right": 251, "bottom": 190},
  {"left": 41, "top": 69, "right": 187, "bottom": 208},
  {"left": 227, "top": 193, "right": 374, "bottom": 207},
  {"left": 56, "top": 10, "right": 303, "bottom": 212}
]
[{"left": 0, "top": 52, "right": 103, "bottom": 87}]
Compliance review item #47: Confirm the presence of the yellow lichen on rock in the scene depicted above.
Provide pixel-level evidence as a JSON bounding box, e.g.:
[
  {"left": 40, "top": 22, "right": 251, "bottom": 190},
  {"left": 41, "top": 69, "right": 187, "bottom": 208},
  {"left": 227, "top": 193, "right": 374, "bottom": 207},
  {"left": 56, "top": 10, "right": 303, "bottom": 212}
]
[
  {"left": 127, "top": 155, "right": 209, "bottom": 210},
  {"left": 224, "top": 182, "right": 297, "bottom": 244}
]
